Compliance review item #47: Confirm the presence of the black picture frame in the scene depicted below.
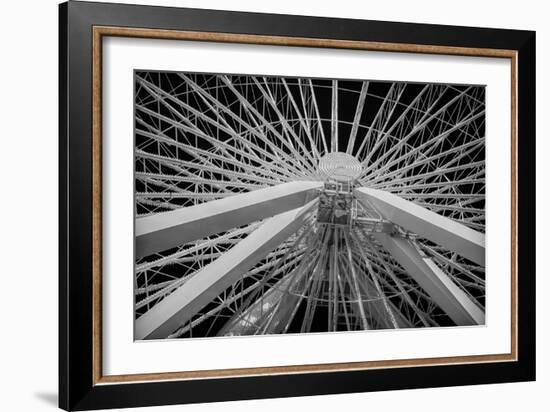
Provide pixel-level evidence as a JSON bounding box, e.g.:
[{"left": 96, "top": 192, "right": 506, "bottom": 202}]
[{"left": 59, "top": 1, "right": 536, "bottom": 410}]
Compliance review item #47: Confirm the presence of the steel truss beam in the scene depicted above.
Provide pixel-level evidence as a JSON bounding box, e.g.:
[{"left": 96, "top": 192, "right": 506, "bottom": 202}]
[
  {"left": 136, "top": 181, "right": 323, "bottom": 258},
  {"left": 135, "top": 200, "right": 317, "bottom": 339},
  {"left": 354, "top": 187, "right": 485, "bottom": 266},
  {"left": 373, "top": 233, "right": 484, "bottom": 325}
]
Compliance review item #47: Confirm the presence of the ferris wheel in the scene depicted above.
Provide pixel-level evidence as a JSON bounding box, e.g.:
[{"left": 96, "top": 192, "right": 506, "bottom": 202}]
[{"left": 133, "top": 72, "right": 486, "bottom": 340}]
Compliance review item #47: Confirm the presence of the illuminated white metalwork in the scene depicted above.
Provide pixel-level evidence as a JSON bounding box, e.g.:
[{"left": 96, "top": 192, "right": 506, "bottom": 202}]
[{"left": 134, "top": 72, "right": 486, "bottom": 339}]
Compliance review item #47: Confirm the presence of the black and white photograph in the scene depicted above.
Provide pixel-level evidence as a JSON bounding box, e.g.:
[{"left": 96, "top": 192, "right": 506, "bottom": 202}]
[
  {"left": 133, "top": 72, "right": 486, "bottom": 340},
  {"left": 0, "top": 0, "right": 543, "bottom": 410}
]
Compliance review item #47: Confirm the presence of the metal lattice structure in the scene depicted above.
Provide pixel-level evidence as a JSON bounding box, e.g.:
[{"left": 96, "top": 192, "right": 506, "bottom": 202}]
[{"left": 133, "top": 72, "right": 486, "bottom": 340}]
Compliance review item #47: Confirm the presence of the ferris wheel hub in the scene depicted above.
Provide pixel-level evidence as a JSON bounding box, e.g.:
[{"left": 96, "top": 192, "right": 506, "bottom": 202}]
[{"left": 318, "top": 152, "right": 363, "bottom": 182}]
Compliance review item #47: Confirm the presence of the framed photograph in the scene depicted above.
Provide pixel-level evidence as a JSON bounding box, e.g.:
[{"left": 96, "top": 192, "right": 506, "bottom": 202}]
[{"left": 59, "top": 1, "right": 536, "bottom": 410}]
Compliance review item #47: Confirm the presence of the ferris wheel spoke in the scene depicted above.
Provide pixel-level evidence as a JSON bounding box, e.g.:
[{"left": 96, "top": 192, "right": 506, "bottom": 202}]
[
  {"left": 375, "top": 132, "right": 485, "bottom": 187},
  {"left": 361, "top": 83, "right": 408, "bottom": 166},
  {"left": 349, "top": 232, "right": 400, "bottom": 328},
  {"left": 368, "top": 136, "right": 484, "bottom": 183},
  {"left": 338, "top": 229, "right": 368, "bottom": 329},
  {"left": 352, "top": 265, "right": 403, "bottom": 329},
  {"left": 380, "top": 108, "right": 485, "bottom": 177},
  {"left": 354, "top": 83, "right": 398, "bottom": 160},
  {"left": 136, "top": 120, "right": 296, "bottom": 183},
  {"left": 136, "top": 126, "right": 292, "bottom": 182},
  {"left": 364, "top": 87, "right": 479, "bottom": 173},
  {"left": 219, "top": 75, "right": 315, "bottom": 174},
  {"left": 384, "top": 175, "right": 484, "bottom": 194},
  {"left": 364, "top": 110, "right": 485, "bottom": 182},
  {"left": 296, "top": 225, "right": 332, "bottom": 333},
  {"left": 346, "top": 81, "right": 369, "bottom": 155},
  {"left": 307, "top": 79, "right": 329, "bottom": 155},
  {"left": 280, "top": 78, "right": 321, "bottom": 160},
  {"left": 375, "top": 84, "right": 432, "bottom": 145},
  {"left": 330, "top": 80, "right": 339, "bottom": 153},
  {"left": 135, "top": 105, "right": 291, "bottom": 183},
  {"left": 177, "top": 74, "right": 310, "bottom": 178},
  {"left": 136, "top": 149, "right": 276, "bottom": 187},
  {"left": 135, "top": 172, "right": 261, "bottom": 191},
  {"left": 278, "top": 255, "right": 323, "bottom": 334},
  {"left": 396, "top": 193, "right": 484, "bottom": 200},
  {"left": 253, "top": 77, "right": 319, "bottom": 167},
  {"left": 369, "top": 160, "right": 485, "bottom": 190},
  {"left": 137, "top": 78, "right": 307, "bottom": 180}
]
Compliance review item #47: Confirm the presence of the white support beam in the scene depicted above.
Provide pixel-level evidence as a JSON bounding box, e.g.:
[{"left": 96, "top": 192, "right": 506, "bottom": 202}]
[
  {"left": 136, "top": 181, "right": 323, "bottom": 258},
  {"left": 354, "top": 187, "right": 485, "bottom": 266},
  {"left": 373, "top": 233, "right": 484, "bottom": 326},
  {"left": 135, "top": 200, "right": 317, "bottom": 340}
]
